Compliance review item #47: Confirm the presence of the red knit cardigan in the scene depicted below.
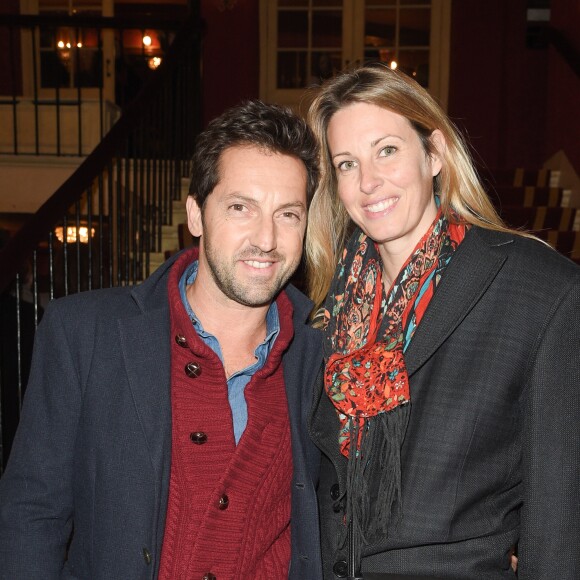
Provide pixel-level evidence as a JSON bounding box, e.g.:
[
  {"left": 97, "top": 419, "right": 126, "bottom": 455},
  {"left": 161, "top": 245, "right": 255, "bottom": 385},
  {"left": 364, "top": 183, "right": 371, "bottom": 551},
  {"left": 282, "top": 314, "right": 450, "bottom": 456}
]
[{"left": 158, "top": 249, "right": 294, "bottom": 580}]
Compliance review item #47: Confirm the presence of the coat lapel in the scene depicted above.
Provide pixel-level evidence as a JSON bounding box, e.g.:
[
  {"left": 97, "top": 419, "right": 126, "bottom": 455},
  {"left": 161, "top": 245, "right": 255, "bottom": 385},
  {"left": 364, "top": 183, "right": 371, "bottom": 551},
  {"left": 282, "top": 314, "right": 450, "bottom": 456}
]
[
  {"left": 404, "top": 227, "right": 512, "bottom": 376},
  {"left": 118, "top": 305, "right": 172, "bottom": 479},
  {"left": 117, "top": 256, "right": 178, "bottom": 498},
  {"left": 283, "top": 285, "right": 324, "bottom": 465}
]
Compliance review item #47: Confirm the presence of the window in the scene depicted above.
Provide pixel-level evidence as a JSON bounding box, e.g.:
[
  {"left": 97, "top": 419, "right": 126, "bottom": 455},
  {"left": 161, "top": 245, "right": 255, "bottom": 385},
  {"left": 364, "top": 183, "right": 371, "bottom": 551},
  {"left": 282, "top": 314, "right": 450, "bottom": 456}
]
[{"left": 260, "top": 0, "right": 450, "bottom": 111}]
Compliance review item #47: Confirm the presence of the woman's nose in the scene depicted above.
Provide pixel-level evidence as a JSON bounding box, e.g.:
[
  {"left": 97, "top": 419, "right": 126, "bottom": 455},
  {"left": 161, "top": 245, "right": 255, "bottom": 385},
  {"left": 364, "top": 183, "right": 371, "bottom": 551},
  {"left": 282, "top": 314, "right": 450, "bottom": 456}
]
[{"left": 359, "top": 163, "right": 382, "bottom": 195}]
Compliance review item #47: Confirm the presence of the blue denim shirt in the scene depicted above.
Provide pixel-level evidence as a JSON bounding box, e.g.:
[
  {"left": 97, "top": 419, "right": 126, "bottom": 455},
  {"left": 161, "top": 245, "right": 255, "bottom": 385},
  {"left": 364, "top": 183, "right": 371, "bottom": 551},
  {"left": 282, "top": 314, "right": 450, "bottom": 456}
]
[{"left": 179, "top": 261, "right": 280, "bottom": 444}]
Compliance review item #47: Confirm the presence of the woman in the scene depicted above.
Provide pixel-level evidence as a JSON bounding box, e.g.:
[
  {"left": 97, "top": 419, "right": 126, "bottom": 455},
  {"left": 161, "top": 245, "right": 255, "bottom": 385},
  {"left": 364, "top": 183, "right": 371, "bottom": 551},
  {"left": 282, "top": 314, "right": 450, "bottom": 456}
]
[{"left": 306, "top": 65, "right": 580, "bottom": 579}]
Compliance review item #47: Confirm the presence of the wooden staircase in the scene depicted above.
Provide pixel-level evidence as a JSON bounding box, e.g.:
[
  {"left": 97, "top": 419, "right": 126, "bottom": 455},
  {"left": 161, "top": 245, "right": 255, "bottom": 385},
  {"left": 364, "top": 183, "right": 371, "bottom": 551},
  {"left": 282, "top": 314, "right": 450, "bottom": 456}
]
[
  {"left": 149, "top": 177, "right": 195, "bottom": 271},
  {"left": 482, "top": 167, "right": 580, "bottom": 265}
]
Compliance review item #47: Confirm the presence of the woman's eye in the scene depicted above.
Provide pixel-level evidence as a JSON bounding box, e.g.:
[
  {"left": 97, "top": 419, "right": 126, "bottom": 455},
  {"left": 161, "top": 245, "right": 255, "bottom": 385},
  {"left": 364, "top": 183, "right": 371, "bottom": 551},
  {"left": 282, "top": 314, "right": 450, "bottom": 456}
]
[
  {"left": 337, "top": 160, "right": 356, "bottom": 171},
  {"left": 379, "top": 146, "right": 397, "bottom": 157}
]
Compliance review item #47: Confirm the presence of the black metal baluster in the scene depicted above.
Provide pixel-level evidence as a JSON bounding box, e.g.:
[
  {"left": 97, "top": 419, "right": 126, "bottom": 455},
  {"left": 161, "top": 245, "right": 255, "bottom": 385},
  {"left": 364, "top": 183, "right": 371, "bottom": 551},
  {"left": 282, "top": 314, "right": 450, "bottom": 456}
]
[
  {"left": 62, "top": 214, "right": 69, "bottom": 296},
  {"left": 144, "top": 104, "right": 152, "bottom": 277},
  {"left": 131, "top": 140, "right": 139, "bottom": 284},
  {"left": 87, "top": 185, "right": 94, "bottom": 291},
  {"left": 105, "top": 161, "right": 113, "bottom": 288},
  {"left": 75, "top": 201, "right": 81, "bottom": 293},
  {"left": 32, "top": 249, "right": 39, "bottom": 328},
  {"left": 124, "top": 153, "right": 131, "bottom": 286},
  {"left": 14, "top": 274, "right": 22, "bottom": 409},
  {"left": 48, "top": 230, "right": 55, "bottom": 301}
]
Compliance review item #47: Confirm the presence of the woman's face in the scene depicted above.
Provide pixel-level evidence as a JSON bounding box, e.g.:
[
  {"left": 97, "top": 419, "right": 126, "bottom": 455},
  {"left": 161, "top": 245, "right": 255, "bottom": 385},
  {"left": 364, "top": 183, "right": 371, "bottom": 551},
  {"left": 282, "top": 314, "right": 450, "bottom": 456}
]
[{"left": 327, "top": 102, "right": 443, "bottom": 262}]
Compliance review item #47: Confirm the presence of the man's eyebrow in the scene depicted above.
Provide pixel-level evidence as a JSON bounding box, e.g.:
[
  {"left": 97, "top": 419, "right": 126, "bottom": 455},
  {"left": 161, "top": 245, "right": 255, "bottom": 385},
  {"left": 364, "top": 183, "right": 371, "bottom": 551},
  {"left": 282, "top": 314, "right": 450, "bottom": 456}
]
[
  {"left": 222, "top": 194, "right": 306, "bottom": 214},
  {"left": 222, "top": 193, "right": 257, "bottom": 204},
  {"left": 277, "top": 201, "right": 306, "bottom": 211}
]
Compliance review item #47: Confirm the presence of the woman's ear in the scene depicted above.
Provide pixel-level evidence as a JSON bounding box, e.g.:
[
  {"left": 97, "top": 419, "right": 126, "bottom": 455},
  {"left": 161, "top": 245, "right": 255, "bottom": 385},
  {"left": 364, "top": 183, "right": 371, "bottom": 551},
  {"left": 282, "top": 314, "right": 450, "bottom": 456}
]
[
  {"left": 429, "top": 129, "right": 446, "bottom": 177},
  {"left": 186, "top": 195, "right": 203, "bottom": 238}
]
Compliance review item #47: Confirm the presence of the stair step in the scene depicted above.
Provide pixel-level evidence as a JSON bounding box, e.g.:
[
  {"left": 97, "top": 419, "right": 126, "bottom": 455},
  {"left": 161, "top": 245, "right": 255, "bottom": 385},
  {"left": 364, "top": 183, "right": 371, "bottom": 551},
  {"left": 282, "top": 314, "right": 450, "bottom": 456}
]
[
  {"left": 162, "top": 224, "right": 179, "bottom": 240},
  {"left": 172, "top": 201, "right": 187, "bottom": 224},
  {"left": 161, "top": 224, "right": 179, "bottom": 255},
  {"left": 500, "top": 206, "right": 580, "bottom": 232},
  {"left": 490, "top": 186, "right": 566, "bottom": 208},
  {"left": 178, "top": 223, "right": 197, "bottom": 249},
  {"left": 481, "top": 167, "right": 554, "bottom": 188},
  {"left": 181, "top": 177, "right": 190, "bottom": 201},
  {"left": 148, "top": 251, "right": 167, "bottom": 272},
  {"left": 534, "top": 230, "right": 580, "bottom": 260}
]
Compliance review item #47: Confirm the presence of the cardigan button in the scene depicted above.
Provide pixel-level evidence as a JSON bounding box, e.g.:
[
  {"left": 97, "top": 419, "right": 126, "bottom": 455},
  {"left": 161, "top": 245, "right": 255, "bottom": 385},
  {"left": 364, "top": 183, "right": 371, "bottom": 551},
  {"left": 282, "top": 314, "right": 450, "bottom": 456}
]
[
  {"left": 333, "top": 560, "right": 347, "bottom": 578},
  {"left": 202, "top": 573, "right": 216, "bottom": 580},
  {"left": 190, "top": 431, "right": 208, "bottom": 445},
  {"left": 142, "top": 547, "right": 152, "bottom": 565},
  {"left": 185, "top": 361, "right": 202, "bottom": 378},
  {"left": 175, "top": 334, "right": 188, "bottom": 347},
  {"left": 218, "top": 494, "right": 229, "bottom": 510}
]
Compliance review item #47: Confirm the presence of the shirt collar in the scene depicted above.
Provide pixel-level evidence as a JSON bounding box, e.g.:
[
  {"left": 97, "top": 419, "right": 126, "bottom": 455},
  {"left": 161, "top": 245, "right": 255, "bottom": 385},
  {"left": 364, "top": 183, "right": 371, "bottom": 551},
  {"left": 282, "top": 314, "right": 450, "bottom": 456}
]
[{"left": 178, "top": 260, "right": 280, "bottom": 343}]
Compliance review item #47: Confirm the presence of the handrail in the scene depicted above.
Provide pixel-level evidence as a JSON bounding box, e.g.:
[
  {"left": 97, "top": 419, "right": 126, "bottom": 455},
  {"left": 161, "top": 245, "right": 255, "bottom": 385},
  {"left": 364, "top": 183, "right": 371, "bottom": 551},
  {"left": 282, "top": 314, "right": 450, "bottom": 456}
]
[{"left": 0, "top": 12, "right": 201, "bottom": 294}]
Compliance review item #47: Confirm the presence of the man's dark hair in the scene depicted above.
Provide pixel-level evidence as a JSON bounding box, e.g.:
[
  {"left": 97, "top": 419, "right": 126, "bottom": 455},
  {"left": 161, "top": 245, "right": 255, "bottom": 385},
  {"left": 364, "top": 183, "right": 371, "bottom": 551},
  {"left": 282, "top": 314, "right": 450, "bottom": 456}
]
[{"left": 189, "top": 100, "right": 319, "bottom": 207}]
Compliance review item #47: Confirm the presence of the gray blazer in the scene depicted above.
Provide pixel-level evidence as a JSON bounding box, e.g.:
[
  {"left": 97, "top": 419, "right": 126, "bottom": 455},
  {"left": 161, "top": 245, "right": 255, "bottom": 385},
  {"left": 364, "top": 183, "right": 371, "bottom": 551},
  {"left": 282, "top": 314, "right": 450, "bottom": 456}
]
[
  {"left": 0, "top": 252, "right": 323, "bottom": 579},
  {"left": 311, "top": 226, "right": 580, "bottom": 579}
]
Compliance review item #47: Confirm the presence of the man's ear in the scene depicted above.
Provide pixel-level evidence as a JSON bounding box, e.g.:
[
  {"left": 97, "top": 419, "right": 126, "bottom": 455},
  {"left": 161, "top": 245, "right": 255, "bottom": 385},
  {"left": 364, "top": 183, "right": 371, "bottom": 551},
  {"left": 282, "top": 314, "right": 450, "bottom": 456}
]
[
  {"left": 429, "top": 129, "right": 446, "bottom": 177},
  {"left": 186, "top": 195, "right": 203, "bottom": 237}
]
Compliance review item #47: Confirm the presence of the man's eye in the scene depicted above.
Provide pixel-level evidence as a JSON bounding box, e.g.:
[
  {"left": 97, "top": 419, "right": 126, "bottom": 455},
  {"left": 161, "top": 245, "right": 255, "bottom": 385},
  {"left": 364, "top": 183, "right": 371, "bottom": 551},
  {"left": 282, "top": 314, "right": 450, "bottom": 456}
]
[
  {"left": 282, "top": 211, "right": 300, "bottom": 221},
  {"left": 230, "top": 204, "right": 246, "bottom": 211}
]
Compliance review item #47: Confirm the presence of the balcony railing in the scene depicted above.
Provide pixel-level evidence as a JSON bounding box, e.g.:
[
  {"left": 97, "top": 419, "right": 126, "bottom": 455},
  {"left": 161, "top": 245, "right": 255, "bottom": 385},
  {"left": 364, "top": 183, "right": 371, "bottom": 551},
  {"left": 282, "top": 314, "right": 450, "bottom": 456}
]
[{"left": 0, "top": 12, "right": 185, "bottom": 156}]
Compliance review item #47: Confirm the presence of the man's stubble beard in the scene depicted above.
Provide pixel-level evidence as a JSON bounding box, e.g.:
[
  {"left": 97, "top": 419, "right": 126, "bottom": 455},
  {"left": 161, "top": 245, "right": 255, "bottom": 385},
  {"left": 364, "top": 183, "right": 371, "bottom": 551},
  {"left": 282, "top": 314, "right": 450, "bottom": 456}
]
[{"left": 202, "top": 232, "right": 299, "bottom": 308}]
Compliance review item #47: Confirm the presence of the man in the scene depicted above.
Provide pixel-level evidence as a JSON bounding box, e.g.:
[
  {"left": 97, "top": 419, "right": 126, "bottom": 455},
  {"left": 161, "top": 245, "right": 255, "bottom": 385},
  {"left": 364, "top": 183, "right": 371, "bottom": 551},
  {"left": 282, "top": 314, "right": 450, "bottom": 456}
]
[{"left": 0, "top": 101, "right": 322, "bottom": 579}]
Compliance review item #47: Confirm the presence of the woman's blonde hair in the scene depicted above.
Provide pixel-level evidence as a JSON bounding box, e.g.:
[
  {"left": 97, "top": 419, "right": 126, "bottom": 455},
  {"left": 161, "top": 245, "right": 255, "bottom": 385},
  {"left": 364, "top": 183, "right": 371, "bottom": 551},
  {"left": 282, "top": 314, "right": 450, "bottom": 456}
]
[{"left": 306, "top": 64, "right": 515, "bottom": 310}]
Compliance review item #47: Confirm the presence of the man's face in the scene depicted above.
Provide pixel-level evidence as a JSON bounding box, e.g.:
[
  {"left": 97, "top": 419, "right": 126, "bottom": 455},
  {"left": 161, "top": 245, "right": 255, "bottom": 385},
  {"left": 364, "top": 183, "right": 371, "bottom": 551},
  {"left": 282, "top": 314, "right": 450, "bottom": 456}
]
[{"left": 186, "top": 145, "right": 308, "bottom": 308}]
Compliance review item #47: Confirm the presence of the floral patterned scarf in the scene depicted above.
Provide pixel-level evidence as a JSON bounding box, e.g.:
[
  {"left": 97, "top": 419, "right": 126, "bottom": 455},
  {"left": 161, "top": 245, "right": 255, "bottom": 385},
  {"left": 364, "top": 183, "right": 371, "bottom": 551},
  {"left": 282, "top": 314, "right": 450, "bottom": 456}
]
[{"left": 322, "top": 208, "right": 466, "bottom": 567}]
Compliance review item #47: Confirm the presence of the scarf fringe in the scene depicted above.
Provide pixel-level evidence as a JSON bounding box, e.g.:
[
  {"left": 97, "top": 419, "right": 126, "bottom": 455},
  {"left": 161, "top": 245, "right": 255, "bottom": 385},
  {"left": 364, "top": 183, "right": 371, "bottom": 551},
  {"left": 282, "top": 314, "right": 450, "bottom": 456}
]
[{"left": 344, "top": 403, "right": 411, "bottom": 573}]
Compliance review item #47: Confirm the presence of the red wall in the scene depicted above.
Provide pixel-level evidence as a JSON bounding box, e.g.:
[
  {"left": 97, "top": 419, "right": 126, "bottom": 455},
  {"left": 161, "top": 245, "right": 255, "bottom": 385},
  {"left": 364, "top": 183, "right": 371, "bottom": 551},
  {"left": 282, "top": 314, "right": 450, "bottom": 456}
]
[
  {"left": 546, "top": 0, "right": 580, "bottom": 172},
  {"left": 200, "top": 0, "right": 260, "bottom": 128},
  {"left": 199, "top": 0, "right": 579, "bottom": 175},
  {"left": 448, "top": 0, "right": 579, "bottom": 174}
]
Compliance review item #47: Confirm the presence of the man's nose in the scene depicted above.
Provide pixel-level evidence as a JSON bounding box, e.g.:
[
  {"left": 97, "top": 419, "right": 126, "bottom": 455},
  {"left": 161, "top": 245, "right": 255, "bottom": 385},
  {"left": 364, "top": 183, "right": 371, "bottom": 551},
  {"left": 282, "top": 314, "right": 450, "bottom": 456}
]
[{"left": 249, "top": 215, "right": 277, "bottom": 252}]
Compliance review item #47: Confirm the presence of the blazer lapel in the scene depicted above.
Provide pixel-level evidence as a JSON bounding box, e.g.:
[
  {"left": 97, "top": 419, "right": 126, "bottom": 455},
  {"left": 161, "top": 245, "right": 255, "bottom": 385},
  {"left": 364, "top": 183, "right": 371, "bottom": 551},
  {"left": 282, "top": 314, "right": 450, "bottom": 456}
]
[{"left": 405, "top": 227, "right": 512, "bottom": 376}]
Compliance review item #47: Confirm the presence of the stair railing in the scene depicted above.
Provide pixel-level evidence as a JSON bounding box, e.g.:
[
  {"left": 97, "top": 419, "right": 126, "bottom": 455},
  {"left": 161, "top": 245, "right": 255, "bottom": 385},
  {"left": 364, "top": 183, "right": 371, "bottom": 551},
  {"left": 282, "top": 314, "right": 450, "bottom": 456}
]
[{"left": 0, "top": 7, "right": 202, "bottom": 472}]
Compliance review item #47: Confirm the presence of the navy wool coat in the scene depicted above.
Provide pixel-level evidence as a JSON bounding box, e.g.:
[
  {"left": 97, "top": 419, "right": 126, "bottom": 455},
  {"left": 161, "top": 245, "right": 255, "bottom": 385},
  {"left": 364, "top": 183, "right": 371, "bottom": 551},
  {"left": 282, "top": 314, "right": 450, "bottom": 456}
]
[{"left": 0, "top": 252, "right": 323, "bottom": 579}]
